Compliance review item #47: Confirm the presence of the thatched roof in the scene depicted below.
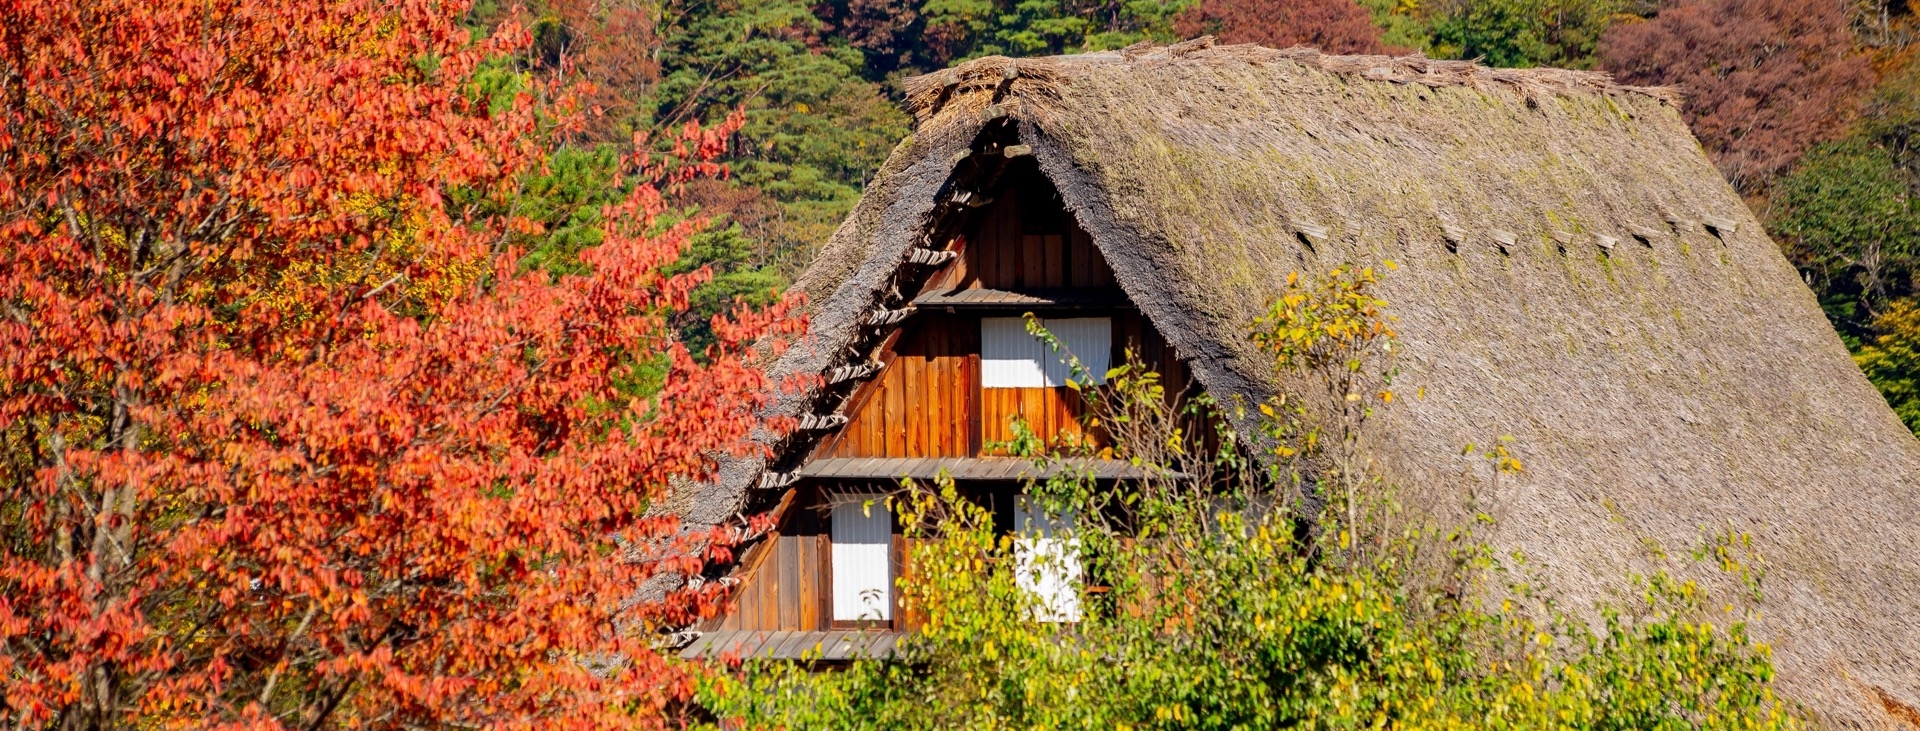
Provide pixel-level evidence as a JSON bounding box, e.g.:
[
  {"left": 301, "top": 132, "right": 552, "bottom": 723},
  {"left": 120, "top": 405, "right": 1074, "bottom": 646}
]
[{"left": 669, "top": 39, "right": 1920, "bottom": 724}]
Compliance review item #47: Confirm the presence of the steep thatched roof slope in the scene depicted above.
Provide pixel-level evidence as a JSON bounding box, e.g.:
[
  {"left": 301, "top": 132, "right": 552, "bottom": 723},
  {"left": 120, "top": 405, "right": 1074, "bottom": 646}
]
[{"left": 676, "top": 40, "right": 1920, "bottom": 724}]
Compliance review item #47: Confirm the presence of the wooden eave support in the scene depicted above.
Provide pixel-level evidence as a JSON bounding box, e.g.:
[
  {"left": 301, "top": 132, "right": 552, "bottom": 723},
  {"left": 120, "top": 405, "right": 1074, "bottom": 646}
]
[
  {"left": 865, "top": 307, "right": 916, "bottom": 327},
  {"left": 907, "top": 248, "right": 958, "bottom": 266},
  {"left": 1291, "top": 220, "right": 1330, "bottom": 243},
  {"left": 1490, "top": 229, "right": 1517, "bottom": 254},
  {"left": 1702, "top": 215, "right": 1738, "bottom": 238},
  {"left": 827, "top": 361, "right": 882, "bottom": 385},
  {"left": 950, "top": 190, "right": 994, "bottom": 209},
  {"left": 1663, "top": 212, "right": 1698, "bottom": 233},
  {"left": 757, "top": 472, "right": 799, "bottom": 490},
  {"left": 797, "top": 413, "right": 849, "bottom": 431}
]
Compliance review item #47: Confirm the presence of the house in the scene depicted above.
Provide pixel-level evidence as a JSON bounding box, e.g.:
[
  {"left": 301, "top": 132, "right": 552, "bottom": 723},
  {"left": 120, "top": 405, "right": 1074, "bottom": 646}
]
[{"left": 664, "top": 40, "right": 1920, "bottom": 726}]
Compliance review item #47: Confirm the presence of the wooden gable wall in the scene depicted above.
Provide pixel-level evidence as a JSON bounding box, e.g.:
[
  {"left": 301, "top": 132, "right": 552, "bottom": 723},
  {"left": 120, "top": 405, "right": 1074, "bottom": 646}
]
[
  {"left": 812, "top": 163, "right": 1187, "bottom": 461},
  {"left": 701, "top": 164, "right": 1199, "bottom": 638}
]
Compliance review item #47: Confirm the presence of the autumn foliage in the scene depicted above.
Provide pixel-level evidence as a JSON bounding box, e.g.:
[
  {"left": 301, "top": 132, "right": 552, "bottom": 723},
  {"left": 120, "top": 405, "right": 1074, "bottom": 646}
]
[
  {"left": 0, "top": 0, "right": 794, "bottom": 727},
  {"left": 1599, "top": 0, "right": 1877, "bottom": 191},
  {"left": 1175, "top": 0, "right": 1392, "bottom": 55}
]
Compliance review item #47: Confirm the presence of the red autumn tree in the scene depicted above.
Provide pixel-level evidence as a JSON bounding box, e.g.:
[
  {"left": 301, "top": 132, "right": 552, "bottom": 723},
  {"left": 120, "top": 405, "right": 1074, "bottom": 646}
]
[
  {"left": 1599, "top": 0, "right": 1876, "bottom": 191},
  {"left": 1175, "top": 0, "right": 1392, "bottom": 55},
  {"left": 0, "top": 0, "right": 794, "bottom": 727}
]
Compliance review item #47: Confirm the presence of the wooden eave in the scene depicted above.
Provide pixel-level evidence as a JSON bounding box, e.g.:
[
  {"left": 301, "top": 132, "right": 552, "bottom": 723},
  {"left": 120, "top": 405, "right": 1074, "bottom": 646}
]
[
  {"left": 680, "top": 629, "right": 908, "bottom": 661},
  {"left": 910, "top": 286, "right": 1130, "bottom": 311},
  {"left": 797, "top": 456, "right": 1176, "bottom": 481}
]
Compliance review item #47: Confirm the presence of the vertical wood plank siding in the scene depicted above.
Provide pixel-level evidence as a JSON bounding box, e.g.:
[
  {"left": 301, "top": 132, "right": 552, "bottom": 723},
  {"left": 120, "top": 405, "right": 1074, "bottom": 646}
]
[{"left": 714, "top": 162, "right": 1200, "bottom": 635}]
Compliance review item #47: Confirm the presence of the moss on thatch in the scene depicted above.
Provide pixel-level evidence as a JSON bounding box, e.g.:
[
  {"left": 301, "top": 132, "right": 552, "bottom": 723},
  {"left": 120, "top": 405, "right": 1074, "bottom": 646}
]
[{"left": 674, "top": 39, "right": 1920, "bottom": 725}]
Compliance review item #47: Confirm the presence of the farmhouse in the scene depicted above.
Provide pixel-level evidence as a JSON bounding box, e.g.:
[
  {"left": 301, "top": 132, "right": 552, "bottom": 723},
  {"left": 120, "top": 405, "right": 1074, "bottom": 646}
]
[{"left": 664, "top": 40, "right": 1920, "bottom": 725}]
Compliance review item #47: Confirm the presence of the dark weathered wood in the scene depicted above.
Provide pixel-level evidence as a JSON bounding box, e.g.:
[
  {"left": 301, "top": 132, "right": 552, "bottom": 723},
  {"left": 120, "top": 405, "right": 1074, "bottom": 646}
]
[
  {"left": 1019, "top": 234, "right": 1043, "bottom": 288},
  {"left": 778, "top": 536, "right": 799, "bottom": 629},
  {"left": 868, "top": 633, "right": 906, "bottom": 658},
  {"left": 993, "top": 197, "right": 1018, "bottom": 286},
  {"left": 678, "top": 633, "right": 713, "bottom": 660},
  {"left": 1042, "top": 234, "right": 1064, "bottom": 286},
  {"left": 798, "top": 534, "right": 819, "bottom": 630},
  {"left": 890, "top": 533, "right": 905, "bottom": 629}
]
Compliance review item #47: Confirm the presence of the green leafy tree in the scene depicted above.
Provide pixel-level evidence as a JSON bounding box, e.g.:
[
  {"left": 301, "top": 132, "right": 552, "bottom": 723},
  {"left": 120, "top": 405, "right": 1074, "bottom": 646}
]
[
  {"left": 920, "top": 0, "right": 1191, "bottom": 62},
  {"left": 654, "top": 0, "right": 911, "bottom": 260},
  {"left": 1769, "top": 139, "right": 1920, "bottom": 340},
  {"left": 1754, "top": 41, "right": 1920, "bottom": 434},
  {"left": 1356, "top": 0, "right": 1439, "bottom": 51},
  {"left": 1425, "top": 0, "right": 1630, "bottom": 68},
  {"left": 508, "top": 146, "right": 788, "bottom": 358}
]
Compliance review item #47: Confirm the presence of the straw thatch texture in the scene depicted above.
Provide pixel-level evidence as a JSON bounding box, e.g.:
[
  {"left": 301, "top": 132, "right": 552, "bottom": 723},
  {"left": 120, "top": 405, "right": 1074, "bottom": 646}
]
[{"left": 675, "top": 41, "right": 1920, "bottom": 725}]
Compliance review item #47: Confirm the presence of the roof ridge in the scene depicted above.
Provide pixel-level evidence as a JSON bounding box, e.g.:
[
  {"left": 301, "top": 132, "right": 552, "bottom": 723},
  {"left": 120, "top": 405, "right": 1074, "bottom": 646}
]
[{"left": 902, "top": 38, "right": 1679, "bottom": 121}]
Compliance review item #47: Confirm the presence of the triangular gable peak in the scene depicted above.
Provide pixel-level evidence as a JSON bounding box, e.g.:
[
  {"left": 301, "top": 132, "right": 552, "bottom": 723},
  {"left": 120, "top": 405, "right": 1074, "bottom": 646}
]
[
  {"left": 682, "top": 154, "right": 1200, "bottom": 651},
  {"left": 808, "top": 159, "right": 1192, "bottom": 462},
  {"left": 666, "top": 42, "right": 1920, "bottom": 723}
]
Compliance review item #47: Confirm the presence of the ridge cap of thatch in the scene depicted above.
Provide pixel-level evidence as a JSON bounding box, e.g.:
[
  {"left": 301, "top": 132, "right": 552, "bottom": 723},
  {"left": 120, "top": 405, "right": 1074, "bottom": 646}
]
[{"left": 902, "top": 37, "right": 1679, "bottom": 122}]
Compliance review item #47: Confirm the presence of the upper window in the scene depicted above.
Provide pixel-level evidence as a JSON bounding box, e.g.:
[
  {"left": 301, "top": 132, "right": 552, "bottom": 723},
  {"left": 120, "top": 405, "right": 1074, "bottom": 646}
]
[{"left": 980, "top": 317, "right": 1110, "bottom": 388}]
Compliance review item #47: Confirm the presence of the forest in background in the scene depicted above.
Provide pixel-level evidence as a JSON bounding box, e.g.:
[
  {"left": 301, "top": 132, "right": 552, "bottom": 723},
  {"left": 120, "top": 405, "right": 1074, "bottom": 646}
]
[{"left": 478, "top": 0, "right": 1920, "bottom": 431}]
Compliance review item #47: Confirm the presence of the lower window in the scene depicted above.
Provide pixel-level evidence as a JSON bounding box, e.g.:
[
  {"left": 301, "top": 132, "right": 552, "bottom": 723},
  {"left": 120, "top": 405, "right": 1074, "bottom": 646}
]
[
  {"left": 1015, "top": 496, "right": 1081, "bottom": 622},
  {"left": 831, "top": 496, "right": 893, "bottom": 622}
]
